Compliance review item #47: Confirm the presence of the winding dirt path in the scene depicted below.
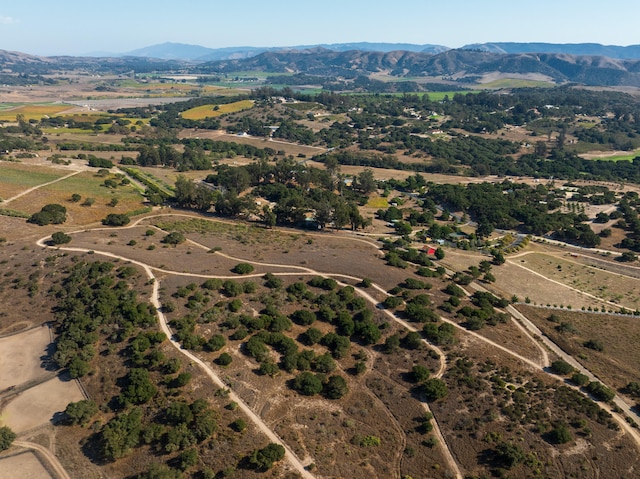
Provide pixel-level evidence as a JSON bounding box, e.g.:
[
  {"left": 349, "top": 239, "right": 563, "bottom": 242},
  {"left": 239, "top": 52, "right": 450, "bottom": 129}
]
[
  {"left": 36, "top": 224, "right": 465, "bottom": 479},
  {"left": 35, "top": 238, "right": 315, "bottom": 478},
  {"left": 37, "top": 213, "right": 640, "bottom": 476}
]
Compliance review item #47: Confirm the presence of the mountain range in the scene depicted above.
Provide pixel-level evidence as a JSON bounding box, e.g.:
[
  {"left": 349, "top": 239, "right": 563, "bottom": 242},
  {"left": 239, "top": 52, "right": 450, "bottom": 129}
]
[
  {"left": 119, "top": 41, "right": 640, "bottom": 62},
  {"left": 4, "top": 41, "right": 640, "bottom": 88}
]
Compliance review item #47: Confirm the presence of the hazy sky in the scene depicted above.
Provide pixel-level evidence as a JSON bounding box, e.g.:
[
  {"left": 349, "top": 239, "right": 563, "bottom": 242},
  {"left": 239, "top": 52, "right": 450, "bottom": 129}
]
[{"left": 1, "top": 0, "right": 639, "bottom": 56}]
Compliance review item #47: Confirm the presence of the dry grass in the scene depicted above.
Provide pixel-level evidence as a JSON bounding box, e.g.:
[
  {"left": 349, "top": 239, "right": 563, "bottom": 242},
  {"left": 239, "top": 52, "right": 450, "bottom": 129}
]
[
  {"left": 0, "top": 163, "right": 69, "bottom": 200},
  {"left": 0, "top": 104, "right": 73, "bottom": 121},
  {"left": 178, "top": 129, "right": 327, "bottom": 158},
  {"left": 517, "top": 305, "right": 640, "bottom": 393},
  {"left": 510, "top": 251, "right": 640, "bottom": 309},
  {"left": 7, "top": 170, "right": 145, "bottom": 224},
  {"left": 181, "top": 100, "right": 255, "bottom": 120}
]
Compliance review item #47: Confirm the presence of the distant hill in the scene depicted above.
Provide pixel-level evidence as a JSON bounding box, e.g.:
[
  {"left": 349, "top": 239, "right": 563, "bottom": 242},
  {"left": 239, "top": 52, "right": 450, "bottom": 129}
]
[
  {"left": 462, "top": 42, "right": 640, "bottom": 60},
  {"left": 121, "top": 42, "right": 640, "bottom": 63},
  {"left": 4, "top": 41, "right": 640, "bottom": 88},
  {"left": 121, "top": 42, "right": 450, "bottom": 62},
  {"left": 196, "top": 48, "right": 640, "bottom": 87},
  {"left": 125, "top": 42, "right": 218, "bottom": 61}
]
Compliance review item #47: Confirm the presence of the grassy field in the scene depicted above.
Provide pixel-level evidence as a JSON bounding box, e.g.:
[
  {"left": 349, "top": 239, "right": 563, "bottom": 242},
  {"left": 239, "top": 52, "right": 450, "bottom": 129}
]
[
  {"left": 480, "top": 78, "right": 556, "bottom": 89},
  {"left": 0, "top": 104, "right": 73, "bottom": 121},
  {"left": 0, "top": 163, "right": 69, "bottom": 200},
  {"left": 511, "top": 251, "right": 640, "bottom": 309},
  {"left": 582, "top": 148, "right": 640, "bottom": 162},
  {"left": 7, "top": 170, "right": 146, "bottom": 223},
  {"left": 366, "top": 196, "right": 389, "bottom": 208},
  {"left": 181, "top": 100, "right": 255, "bottom": 120}
]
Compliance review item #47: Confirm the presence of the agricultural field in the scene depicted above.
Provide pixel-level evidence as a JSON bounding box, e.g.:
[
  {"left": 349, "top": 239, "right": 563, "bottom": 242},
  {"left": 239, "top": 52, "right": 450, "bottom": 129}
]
[
  {"left": 0, "top": 163, "right": 70, "bottom": 201},
  {"left": 181, "top": 100, "right": 255, "bottom": 120},
  {"left": 0, "top": 104, "right": 74, "bottom": 122},
  {"left": 480, "top": 78, "right": 556, "bottom": 89}
]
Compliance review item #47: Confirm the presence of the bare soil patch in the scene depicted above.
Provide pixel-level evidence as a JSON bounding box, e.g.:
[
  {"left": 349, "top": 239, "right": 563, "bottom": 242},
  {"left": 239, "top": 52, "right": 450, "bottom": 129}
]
[
  {"left": 0, "top": 326, "right": 51, "bottom": 390},
  {"left": 0, "top": 451, "right": 53, "bottom": 479},
  {"left": 2, "top": 376, "right": 84, "bottom": 433},
  {"left": 143, "top": 215, "right": 413, "bottom": 290}
]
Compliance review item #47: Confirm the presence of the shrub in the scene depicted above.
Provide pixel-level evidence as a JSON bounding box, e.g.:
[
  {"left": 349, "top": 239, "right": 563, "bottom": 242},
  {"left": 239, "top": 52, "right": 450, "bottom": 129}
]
[
  {"left": 422, "top": 378, "right": 448, "bottom": 401},
  {"left": 290, "top": 309, "right": 316, "bottom": 326},
  {"left": 571, "top": 372, "right": 590, "bottom": 387},
  {"left": 410, "top": 364, "right": 430, "bottom": 383},
  {"left": 248, "top": 443, "right": 285, "bottom": 471},
  {"left": 162, "top": 232, "right": 186, "bottom": 246},
  {"left": 64, "top": 400, "right": 98, "bottom": 426},
  {"left": 232, "top": 263, "right": 254, "bottom": 275},
  {"left": 586, "top": 381, "right": 615, "bottom": 401},
  {"left": 323, "top": 375, "right": 348, "bottom": 399},
  {"left": 231, "top": 418, "right": 247, "bottom": 432},
  {"left": 353, "top": 435, "right": 381, "bottom": 447},
  {"left": 102, "top": 213, "right": 130, "bottom": 226},
  {"left": 550, "top": 360, "right": 574, "bottom": 375},
  {"left": 28, "top": 204, "right": 67, "bottom": 225},
  {"left": 216, "top": 353, "right": 233, "bottom": 366},
  {"left": 205, "top": 334, "right": 226, "bottom": 352},
  {"left": 0, "top": 426, "right": 16, "bottom": 452},
  {"left": 583, "top": 339, "right": 604, "bottom": 352},
  {"left": 548, "top": 423, "right": 572, "bottom": 444},
  {"left": 51, "top": 231, "right": 72, "bottom": 245},
  {"left": 292, "top": 372, "right": 323, "bottom": 396}
]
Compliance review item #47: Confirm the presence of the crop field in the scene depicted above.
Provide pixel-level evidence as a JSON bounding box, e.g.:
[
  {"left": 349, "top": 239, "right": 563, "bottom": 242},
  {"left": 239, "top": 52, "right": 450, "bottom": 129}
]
[
  {"left": 0, "top": 163, "right": 69, "bottom": 200},
  {"left": 481, "top": 78, "right": 555, "bottom": 89},
  {"left": 181, "top": 99, "right": 255, "bottom": 120},
  {"left": 0, "top": 104, "right": 73, "bottom": 121}
]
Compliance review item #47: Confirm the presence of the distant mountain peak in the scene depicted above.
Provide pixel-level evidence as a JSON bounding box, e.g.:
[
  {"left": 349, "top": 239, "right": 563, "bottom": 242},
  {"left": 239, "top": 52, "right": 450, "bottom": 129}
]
[
  {"left": 118, "top": 42, "right": 451, "bottom": 62},
  {"left": 461, "top": 42, "right": 640, "bottom": 60}
]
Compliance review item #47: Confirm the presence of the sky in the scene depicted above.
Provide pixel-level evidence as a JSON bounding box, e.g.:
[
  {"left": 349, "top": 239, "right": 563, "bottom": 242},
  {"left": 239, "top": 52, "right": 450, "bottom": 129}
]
[{"left": 1, "top": 0, "right": 639, "bottom": 56}]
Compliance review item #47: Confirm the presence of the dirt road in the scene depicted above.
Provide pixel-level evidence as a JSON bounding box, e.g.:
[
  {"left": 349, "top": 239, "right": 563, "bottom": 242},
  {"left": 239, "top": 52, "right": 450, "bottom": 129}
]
[{"left": 13, "top": 440, "right": 71, "bottom": 479}]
